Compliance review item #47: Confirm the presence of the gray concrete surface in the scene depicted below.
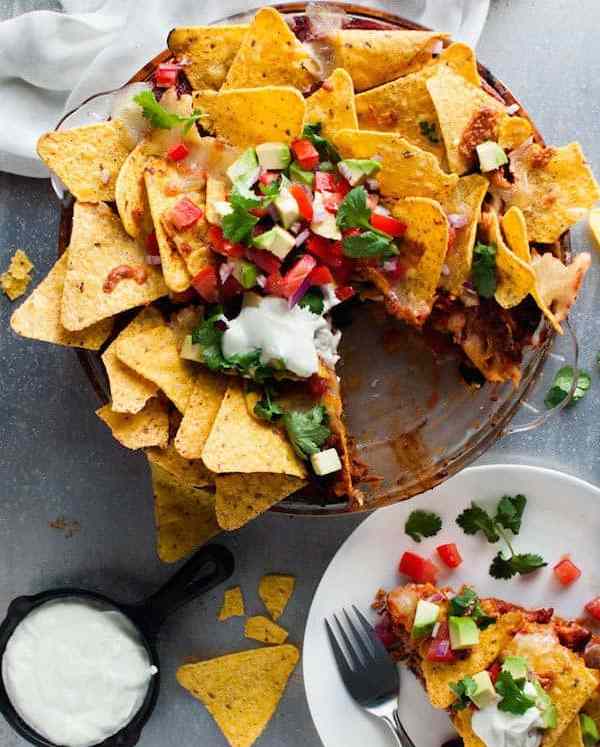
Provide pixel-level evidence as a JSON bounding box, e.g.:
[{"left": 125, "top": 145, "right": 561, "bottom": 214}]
[{"left": 1, "top": 1, "right": 600, "bottom": 745}]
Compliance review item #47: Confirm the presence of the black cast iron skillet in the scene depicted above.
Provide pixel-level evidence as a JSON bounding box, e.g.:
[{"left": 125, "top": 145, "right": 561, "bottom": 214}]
[{"left": 0, "top": 544, "right": 234, "bottom": 747}]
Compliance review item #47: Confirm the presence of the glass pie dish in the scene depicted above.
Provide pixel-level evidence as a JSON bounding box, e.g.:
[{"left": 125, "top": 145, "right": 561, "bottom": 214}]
[{"left": 53, "top": 2, "right": 579, "bottom": 516}]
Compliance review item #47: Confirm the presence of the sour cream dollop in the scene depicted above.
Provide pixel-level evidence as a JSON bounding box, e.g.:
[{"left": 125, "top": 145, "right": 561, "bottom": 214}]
[
  {"left": 222, "top": 293, "right": 341, "bottom": 377},
  {"left": 2, "top": 600, "right": 157, "bottom": 747},
  {"left": 472, "top": 684, "right": 544, "bottom": 747}
]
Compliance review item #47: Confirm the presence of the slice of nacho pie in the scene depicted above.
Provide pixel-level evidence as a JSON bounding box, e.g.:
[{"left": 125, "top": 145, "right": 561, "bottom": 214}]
[
  {"left": 11, "top": 6, "right": 599, "bottom": 548},
  {"left": 374, "top": 583, "right": 600, "bottom": 747}
]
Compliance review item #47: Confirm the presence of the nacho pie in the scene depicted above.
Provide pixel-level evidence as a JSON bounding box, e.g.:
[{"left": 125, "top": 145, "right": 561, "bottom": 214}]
[
  {"left": 374, "top": 583, "right": 600, "bottom": 747},
  {"left": 11, "top": 7, "right": 600, "bottom": 552}
]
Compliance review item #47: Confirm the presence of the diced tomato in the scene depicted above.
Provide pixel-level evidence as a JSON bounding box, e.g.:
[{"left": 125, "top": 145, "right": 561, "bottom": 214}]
[
  {"left": 250, "top": 206, "right": 268, "bottom": 218},
  {"left": 169, "top": 198, "right": 203, "bottom": 231},
  {"left": 145, "top": 230, "right": 160, "bottom": 256},
  {"left": 266, "top": 255, "right": 316, "bottom": 299},
  {"left": 425, "top": 623, "right": 457, "bottom": 663},
  {"left": 436, "top": 543, "right": 463, "bottom": 569},
  {"left": 332, "top": 257, "right": 354, "bottom": 286},
  {"left": 245, "top": 247, "right": 281, "bottom": 275},
  {"left": 191, "top": 266, "right": 219, "bottom": 303},
  {"left": 314, "top": 172, "right": 349, "bottom": 194},
  {"left": 488, "top": 661, "right": 502, "bottom": 684},
  {"left": 308, "top": 374, "right": 329, "bottom": 398},
  {"left": 342, "top": 227, "right": 361, "bottom": 238},
  {"left": 259, "top": 171, "right": 279, "bottom": 186},
  {"left": 370, "top": 212, "right": 407, "bottom": 237},
  {"left": 553, "top": 558, "right": 581, "bottom": 586},
  {"left": 167, "top": 142, "right": 189, "bottom": 162},
  {"left": 398, "top": 551, "right": 439, "bottom": 584},
  {"left": 585, "top": 598, "right": 600, "bottom": 621},
  {"left": 307, "top": 234, "right": 344, "bottom": 268},
  {"left": 290, "top": 183, "right": 313, "bottom": 222},
  {"left": 308, "top": 266, "right": 334, "bottom": 286},
  {"left": 207, "top": 226, "right": 244, "bottom": 259},
  {"left": 291, "top": 139, "right": 320, "bottom": 171},
  {"left": 335, "top": 285, "right": 355, "bottom": 302},
  {"left": 221, "top": 274, "right": 243, "bottom": 301},
  {"left": 154, "top": 63, "right": 180, "bottom": 88}
]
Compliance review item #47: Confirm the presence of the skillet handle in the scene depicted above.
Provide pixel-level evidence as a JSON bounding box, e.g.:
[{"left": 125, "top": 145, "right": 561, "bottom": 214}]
[{"left": 129, "top": 545, "right": 234, "bottom": 638}]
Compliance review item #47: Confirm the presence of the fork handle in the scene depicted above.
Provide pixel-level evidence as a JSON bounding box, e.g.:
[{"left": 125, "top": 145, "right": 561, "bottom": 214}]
[{"left": 381, "top": 709, "right": 416, "bottom": 747}]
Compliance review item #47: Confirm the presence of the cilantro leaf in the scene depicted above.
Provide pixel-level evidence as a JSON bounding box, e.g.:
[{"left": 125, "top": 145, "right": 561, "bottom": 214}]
[
  {"left": 343, "top": 231, "right": 394, "bottom": 259},
  {"left": 134, "top": 90, "right": 203, "bottom": 132},
  {"left": 495, "top": 494, "right": 527, "bottom": 535},
  {"left": 283, "top": 406, "right": 330, "bottom": 460},
  {"left": 302, "top": 122, "right": 340, "bottom": 164},
  {"left": 472, "top": 242, "right": 497, "bottom": 298},
  {"left": 222, "top": 205, "right": 259, "bottom": 246},
  {"left": 495, "top": 671, "right": 536, "bottom": 715},
  {"left": 405, "top": 510, "right": 442, "bottom": 542},
  {"left": 299, "top": 288, "right": 325, "bottom": 315},
  {"left": 544, "top": 366, "right": 591, "bottom": 408},
  {"left": 258, "top": 178, "right": 281, "bottom": 206},
  {"left": 456, "top": 502, "right": 500, "bottom": 543},
  {"left": 489, "top": 551, "right": 547, "bottom": 580},
  {"left": 419, "top": 120, "right": 440, "bottom": 144},
  {"left": 336, "top": 187, "right": 372, "bottom": 231},
  {"left": 229, "top": 182, "right": 262, "bottom": 210},
  {"left": 254, "top": 386, "right": 284, "bottom": 422},
  {"left": 449, "top": 587, "right": 496, "bottom": 630},
  {"left": 450, "top": 676, "right": 477, "bottom": 711}
]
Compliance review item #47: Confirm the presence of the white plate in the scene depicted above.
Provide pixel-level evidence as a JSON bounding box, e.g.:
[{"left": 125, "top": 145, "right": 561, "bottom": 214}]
[{"left": 303, "top": 464, "right": 600, "bottom": 747}]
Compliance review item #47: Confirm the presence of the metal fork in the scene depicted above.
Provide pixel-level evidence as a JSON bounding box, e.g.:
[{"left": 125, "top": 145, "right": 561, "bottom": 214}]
[{"left": 325, "top": 605, "right": 415, "bottom": 747}]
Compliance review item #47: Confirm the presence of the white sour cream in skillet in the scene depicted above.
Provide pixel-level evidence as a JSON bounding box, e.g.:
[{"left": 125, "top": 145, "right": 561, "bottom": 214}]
[{"left": 2, "top": 599, "right": 157, "bottom": 747}]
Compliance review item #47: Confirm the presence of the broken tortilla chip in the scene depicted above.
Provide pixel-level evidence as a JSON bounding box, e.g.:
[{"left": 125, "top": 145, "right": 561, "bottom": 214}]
[
  {"left": 60, "top": 202, "right": 167, "bottom": 331},
  {"left": 177, "top": 644, "right": 300, "bottom": 747},
  {"left": 245, "top": 616, "right": 288, "bottom": 645},
  {"left": 332, "top": 129, "right": 458, "bottom": 203},
  {"left": 222, "top": 7, "right": 314, "bottom": 92},
  {"left": 1, "top": 249, "right": 33, "bottom": 300},
  {"left": 218, "top": 587, "right": 245, "bottom": 621},
  {"left": 168, "top": 25, "right": 248, "bottom": 90},
  {"left": 174, "top": 369, "right": 228, "bottom": 459},
  {"left": 37, "top": 120, "right": 133, "bottom": 202},
  {"left": 151, "top": 463, "right": 219, "bottom": 563},
  {"left": 202, "top": 383, "right": 306, "bottom": 478},
  {"left": 531, "top": 251, "right": 591, "bottom": 325},
  {"left": 215, "top": 473, "right": 306, "bottom": 530},
  {"left": 304, "top": 68, "right": 358, "bottom": 137},
  {"left": 146, "top": 442, "right": 213, "bottom": 488},
  {"left": 258, "top": 574, "right": 295, "bottom": 621},
  {"left": 114, "top": 323, "right": 196, "bottom": 413},
  {"left": 102, "top": 306, "right": 163, "bottom": 412},
  {"left": 10, "top": 252, "right": 112, "bottom": 349},
  {"left": 498, "top": 115, "right": 534, "bottom": 151},
  {"left": 505, "top": 142, "right": 600, "bottom": 243},
  {"left": 326, "top": 28, "right": 449, "bottom": 92},
  {"left": 96, "top": 398, "right": 169, "bottom": 450},
  {"left": 193, "top": 87, "right": 306, "bottom": 148},
  {"left": 555, "top": 718, "right": 585, "bottom": 747}
]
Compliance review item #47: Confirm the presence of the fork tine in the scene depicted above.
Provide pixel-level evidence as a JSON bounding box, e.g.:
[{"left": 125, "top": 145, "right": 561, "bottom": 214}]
[
  {"left": 343, "top": 608, "right": 373, "bottom": 662},
  {"left": 325, "top": 618, "right": 354, "bottom": 687},
  {"left": 333, "top": 612, "right": 365, "bottom": 669},
  {"left": 352, "top": 605, "right": 390, "bottom": 659}
]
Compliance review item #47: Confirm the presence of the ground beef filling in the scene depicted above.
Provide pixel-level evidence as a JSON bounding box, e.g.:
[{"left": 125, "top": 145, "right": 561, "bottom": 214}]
[{"left": 459, "top": 107, "right": 503, "bottom": 167}]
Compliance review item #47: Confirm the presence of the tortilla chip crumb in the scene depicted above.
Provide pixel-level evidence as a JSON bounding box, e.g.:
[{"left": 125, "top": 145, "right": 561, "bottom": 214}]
[
  {"left": 258, "top": 574, "right": 295, "bottom": 621},
  {"left": 245, "top": 616, "right": 288, "bottom": 645},
  {"left": 1, "top": 250, "right": 34, "bottom": 301},
  {"left": 218, "top": 587, "right": 245, "bottom": 621}
]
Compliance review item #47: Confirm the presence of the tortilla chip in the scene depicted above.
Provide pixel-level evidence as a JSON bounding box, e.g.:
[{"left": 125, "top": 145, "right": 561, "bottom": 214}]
[
  {"left": 245, "top": 616, "right": 288, "bottom": 645},
  {"left": 423, "top": 610, "right": 524, "bottom": 709},
  {"left": 194, "top": 87, "right": 306, "bottom": 148},
  {"left": 355, "top": 43, "right": 479, "bottom": 163},
  {"left": 168, "top": 25, "right": 248, "bottom": 90},
  {"left": 222, "top": 7, "right": 314, "bottom": 92},
  {"left": 531, "top": 251, "right": 591, "bottom": 325},
  {"left": 218, "top": 587, "right": 245, "bottom": 621},
  {"left": 1, "top": 250, "right": 33, "bottom": 301},
  {"left": 258, "top": 574, "right": 295, "bottom": 621},
  {"left": 498, "top": 115, "right": 534, "bottom": 151},
  {"left": 555, "top": 718, "right": 585, "bottom": 747},
  {"left": 37, "top": 120, "right": 133, "bottom": 202},
  {"left": 426, "top": 66, "right": 506, "bottom": 174},
  {"left": 215, "top": 472, "right": 306, "bottom": 530},
  {"left": 102, "top": 306, "right": 163, "bottom": 412},
  {"left": 114, "top": 323, "right": 196, "bottom": 412},
  {"left": 440, "top": 175, "right": 489, "bottom": 293},
  {"left": 174, "top": 370, "right": 228, "bottom": 459},
  {"left": 505, "top": 142, "right": 600, "bottom": 243},
  {"left": 60, "top": 202, "right": 167, "bottom": 331},
  {"left": 177, "top": 644, "right": 300, "bottom": 747},
  {"left": 332, "top": 129, "right": 458, "bottom": 202},
  {"left": 304, "top": 69, "right": 357, "bottom": 138},
  {"left": 146, "top": 442, "right": 213, "bottom": 488},
  {"left": 151, "top": 463, "right": 219, "bottom": 563},
  {"left": 206, "top": 176, "right": 228, "bottom": 226},
  {"left": 454, "top": 711, "right": 586, "bottom": 747},
  {"left": 202, "top": 383, "right": 306, "bottom": 477},
  {"left": 10, "top": 252, "right": 112, "bottom": 349},
  {"left": 326, "top": 29, "right": 449, "bottom": 92},
  {"left": 96, "top": 398, "right": 169, "bottom": 449}
]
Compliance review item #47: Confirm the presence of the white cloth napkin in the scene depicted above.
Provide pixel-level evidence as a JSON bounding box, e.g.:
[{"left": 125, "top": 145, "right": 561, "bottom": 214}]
[{"left": 0, "top": 0, "right": 489, "bottom": 178}]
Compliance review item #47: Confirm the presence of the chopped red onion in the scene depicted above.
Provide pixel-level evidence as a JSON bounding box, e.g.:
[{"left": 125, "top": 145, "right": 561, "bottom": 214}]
[
  {"left": 288, "top": 275, "right": 314, "bottom": 308},
  {"left": 447, "top": 213, "right": 469, "bottom": 229},
  {"left": 505, "top": 103, "right": 520, "bottom": 115},
  {"left": 337, "top": 161, "right": 354, "bottom": 184},
  {"left": 289, "top": 221, "right": 303, "bottom": 235},
  {"left": 267, "top": 202, "right": 280, "bottom": 222},
  {"left": 365, "top": 178, "right": 380, "bottom": 191},
  {"left": 219, "top": 261, "right": 234, "bottom": 284},
  {"left": 312, "top": 193, "right": 328, "bottom": 223},
  {"left": 256, "top": 274, "right": 267, "bottom": 288},
  {"left": 294, "top": 228, "right": 310, "bottom": 247},
  {"left": 373, "top": 204, "right": 391, "bottom": 216},
  {"left": 441, "top": 264, "right": 450, "bottom": 276},
  {"left": 431, "top": 40, "right": 444, "bottom": 55},
  {"left": 146, "top": 255, "right": 161, "bottom": 266},
  {"left": 383, "top": 259, "right": 397, "bottom": 273}
]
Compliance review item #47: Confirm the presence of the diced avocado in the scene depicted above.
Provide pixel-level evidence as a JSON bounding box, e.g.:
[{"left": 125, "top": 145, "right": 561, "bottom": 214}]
[
  {"left": 469, "top": 671, "right": 497, "bottom": 709},
  {"left": 227, "top": 148, "right": 258, "bottom": 184},
  {"left": 289, "top": 160, "right": 315, "bottom": 187},
  {"left": 580, "top": 714, "right": 600, "bottom": 746},
  {"left": 319, "top": 161, "right": 335, "bottom": 173},
  {"left": 476, "top": 141, "right": 508, "bottom": 172},
  {"left": 411, "top": 600, "right": 440, "bottom": 639},
  {"left": 338, "top": 158, "right": 381, "bottom": 186},
  {"left": 233, "top": 260, "right": 258, "bottom": 289},
  {"left": 532, "top": 680, "right": 557, "bottom": 729},
  {"left": 256, "top": 142, "right": 291, "bottom": 171},
  {"left": 310, "top": 448, "right": 342, "bottom": 476},
  {"left": 252, "top": 226, "right": 296, "bottom": 260},
  {"left": 311, "top": 194, "right": 341, "bottom": 240},
  {"left": 212, "top": 200, "right": 234, "bottom": 225},
  {"left": 180, "top": 334, "right": 203, "bottom": 363},
  {"left": 449, "top": 616, "right": 480, "bottom": 650},
  {"left": 205, "top": 176, "right": 228, "bottom": 225},
  {"left": 501, "top": 656, "right": 529, "bottom": 683},
  {"left": 274, "top": 188, "right": 300, "bottom": 229}
]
